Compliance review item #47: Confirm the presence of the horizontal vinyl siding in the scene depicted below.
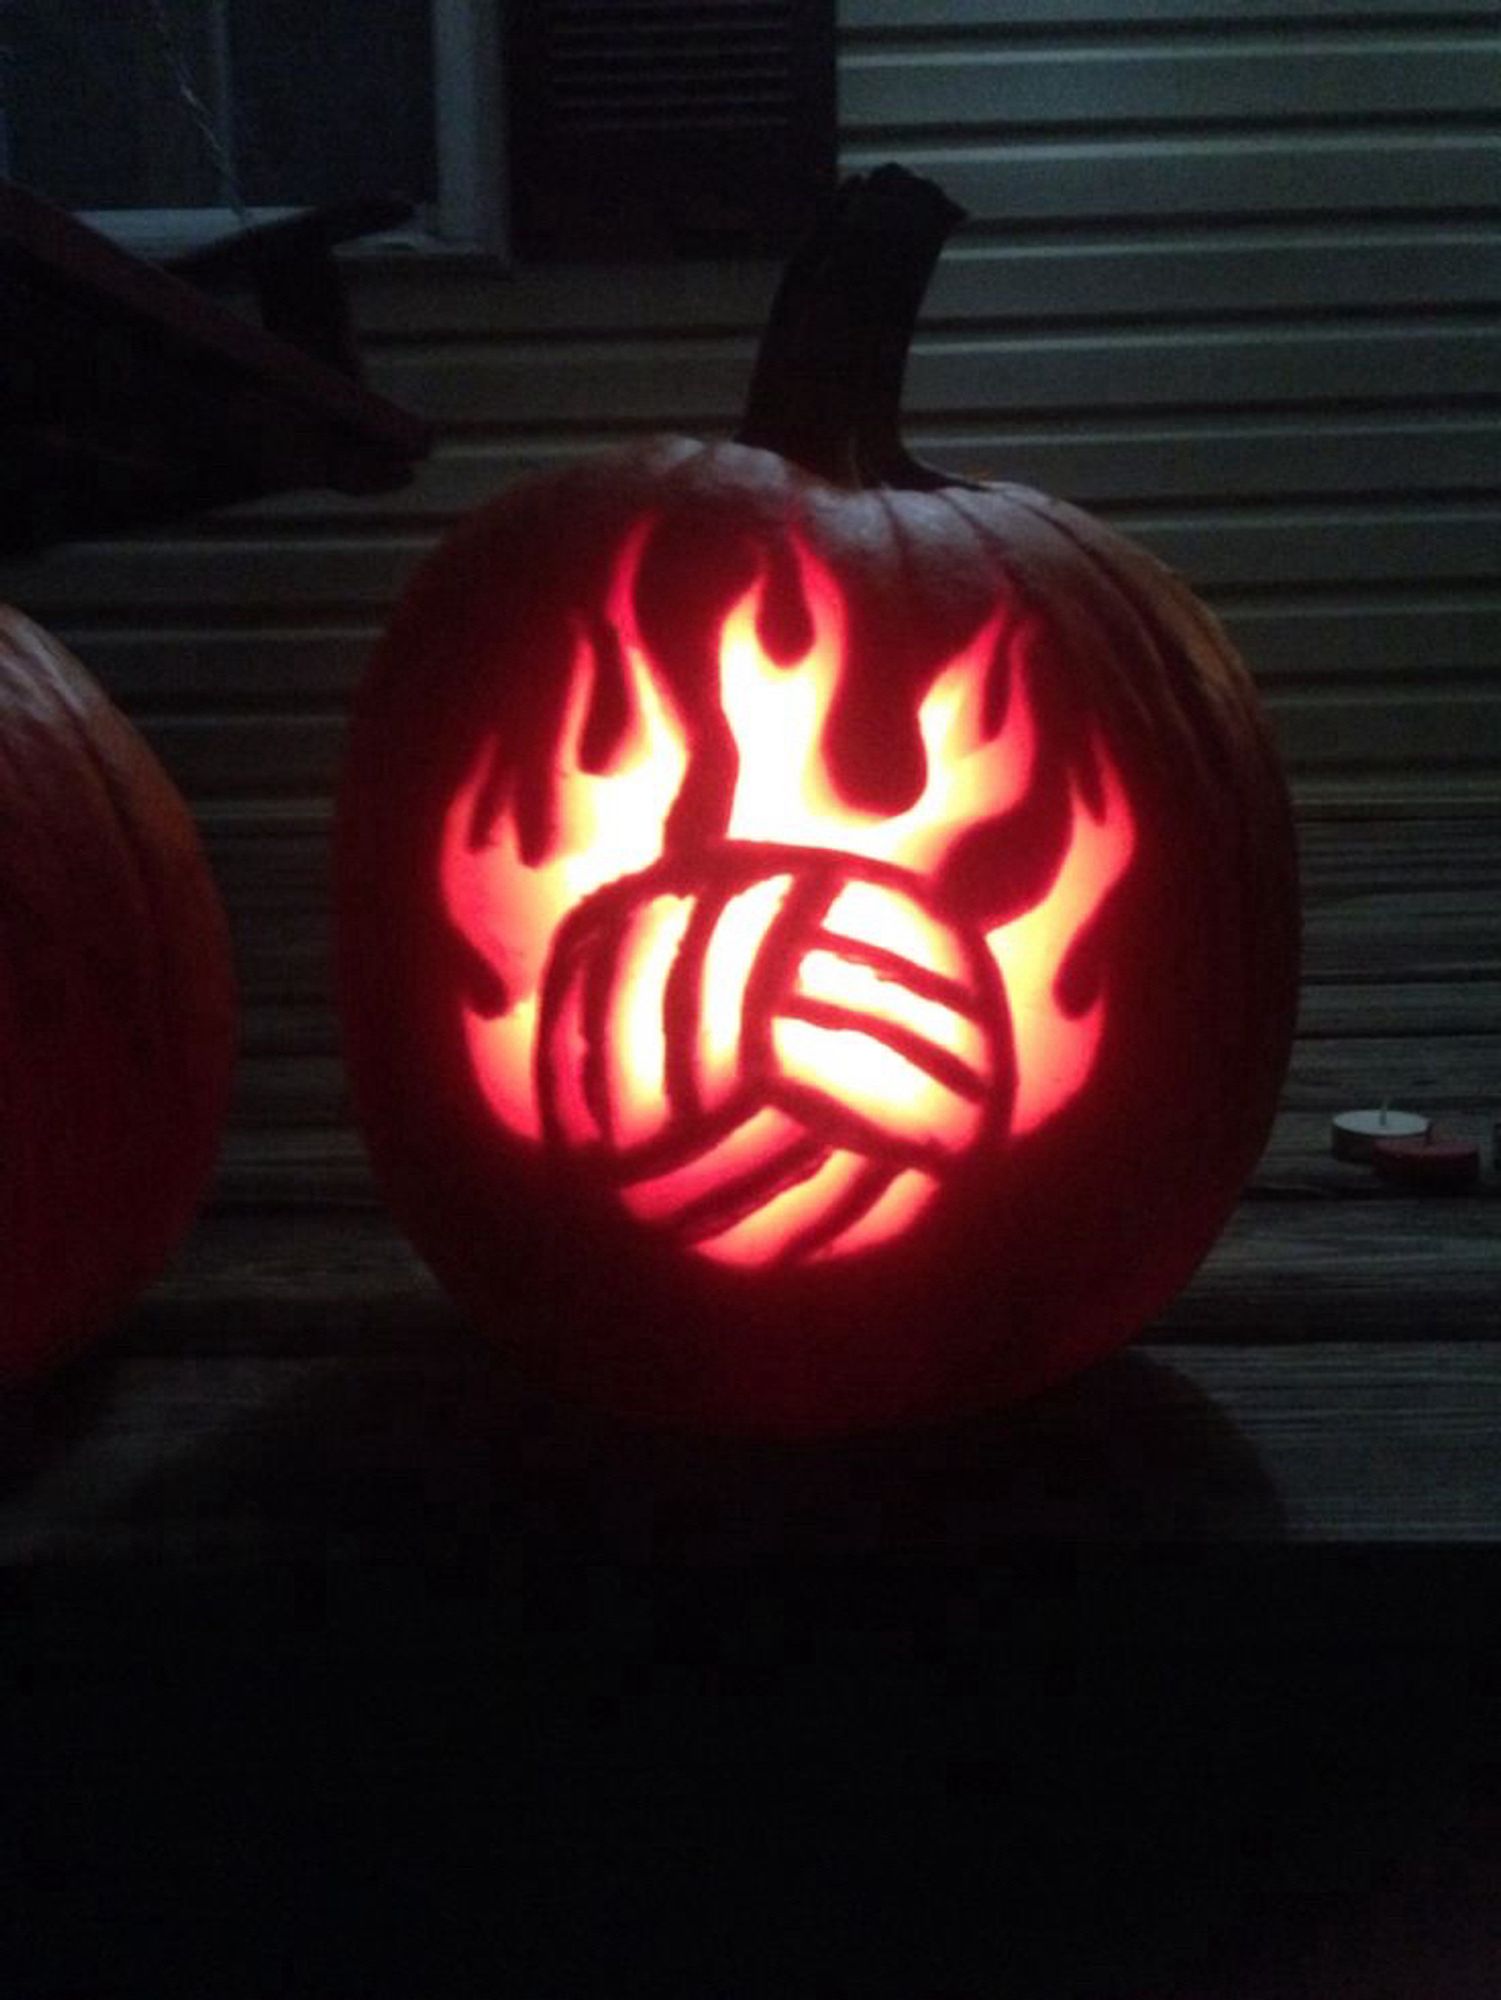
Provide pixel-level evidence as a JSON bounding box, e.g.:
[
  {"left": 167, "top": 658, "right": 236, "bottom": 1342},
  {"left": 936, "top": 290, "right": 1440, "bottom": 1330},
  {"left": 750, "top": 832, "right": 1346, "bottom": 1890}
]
[
  {"left": 1, "top": 0, "right": 1497, "bottom": 834},
  {"left": 341, "top": 231, "right": 1501, "bottom": 332},
  {"left": 842, "top": 39, "right": 1501, "bottom": 129},
  {"left": 345, "top": 321, "right": 1495, "bottom": 427},
  {"left": 844, "top": 1, "right": 1501, "bottom": 30}
]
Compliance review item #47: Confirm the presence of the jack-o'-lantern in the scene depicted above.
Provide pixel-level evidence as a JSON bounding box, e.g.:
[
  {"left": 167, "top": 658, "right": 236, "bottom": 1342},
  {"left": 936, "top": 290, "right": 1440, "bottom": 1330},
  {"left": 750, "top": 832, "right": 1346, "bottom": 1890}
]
[
  {"left": 1, "top": 609, "right": 236, "bottom": 1380},
  {"left": 335, "top": 168, "right": 1299, "bottom": 1433}
]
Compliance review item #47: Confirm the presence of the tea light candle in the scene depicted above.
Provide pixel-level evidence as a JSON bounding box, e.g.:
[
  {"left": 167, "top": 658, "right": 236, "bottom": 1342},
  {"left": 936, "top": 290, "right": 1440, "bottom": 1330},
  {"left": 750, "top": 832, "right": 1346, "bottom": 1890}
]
[
  {"left": 1330, "top": 1106, "right": 1430, "bottom": 1163},
  {"left": 1372, "top": 1131, "right": 1481, "bottom": 1192}
]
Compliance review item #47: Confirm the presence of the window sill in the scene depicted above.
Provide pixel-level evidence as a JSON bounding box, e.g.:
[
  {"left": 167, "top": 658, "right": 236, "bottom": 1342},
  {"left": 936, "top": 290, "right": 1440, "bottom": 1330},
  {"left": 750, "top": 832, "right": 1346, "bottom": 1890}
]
[{"left": 81, "top": 206, "right": 510, "bottom": 270}]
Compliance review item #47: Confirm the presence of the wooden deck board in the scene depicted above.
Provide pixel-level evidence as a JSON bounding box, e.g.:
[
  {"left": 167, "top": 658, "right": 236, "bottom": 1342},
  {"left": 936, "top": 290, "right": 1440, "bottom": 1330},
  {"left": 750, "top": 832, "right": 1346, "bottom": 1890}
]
[
  {"left": 0, "top": 1161, "right": 1494, "bottom": 1558},
  {"left": 6, "top": 1306, "right": 1501, "bottom": 1556},
  {"left": 2, "top": 808, "right": 1498, "bottom": 1557}
]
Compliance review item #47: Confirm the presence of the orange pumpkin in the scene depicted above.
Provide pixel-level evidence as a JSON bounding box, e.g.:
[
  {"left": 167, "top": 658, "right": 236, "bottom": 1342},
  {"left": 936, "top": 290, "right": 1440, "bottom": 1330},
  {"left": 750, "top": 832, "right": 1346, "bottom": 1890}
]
[
  {"left": 335, "top": 169, "right": 1299, "bottom": 1432},
  {"left": 0, "top": 610, "right": 236, "bottom": 1379}
]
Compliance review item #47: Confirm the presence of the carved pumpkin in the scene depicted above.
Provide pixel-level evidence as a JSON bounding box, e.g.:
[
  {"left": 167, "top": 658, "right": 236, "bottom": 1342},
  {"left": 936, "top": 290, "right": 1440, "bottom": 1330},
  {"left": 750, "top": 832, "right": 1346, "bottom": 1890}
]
[
  {"left": 336, "top": 169, "right": 1299, "bottom": 1433},
  {"left": 0, "top": 610, "right": 236, "bottom": 1380}
]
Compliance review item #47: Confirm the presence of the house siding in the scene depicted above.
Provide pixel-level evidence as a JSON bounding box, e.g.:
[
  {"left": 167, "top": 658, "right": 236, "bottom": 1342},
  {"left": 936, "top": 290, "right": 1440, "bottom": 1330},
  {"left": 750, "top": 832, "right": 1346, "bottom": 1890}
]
[
  {"left": 0, "top": 0, "right": 1495, "bottom": 1150},
  {"left": 4, "top": 0, "right": 1496, "bottom": 819}
]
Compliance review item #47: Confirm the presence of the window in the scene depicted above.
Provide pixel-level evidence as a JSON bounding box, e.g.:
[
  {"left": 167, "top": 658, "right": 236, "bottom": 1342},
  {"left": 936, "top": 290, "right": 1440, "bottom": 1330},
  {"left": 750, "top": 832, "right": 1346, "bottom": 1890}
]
[{"left": 0, "top": 0, "right": 504, "bottom": 255}]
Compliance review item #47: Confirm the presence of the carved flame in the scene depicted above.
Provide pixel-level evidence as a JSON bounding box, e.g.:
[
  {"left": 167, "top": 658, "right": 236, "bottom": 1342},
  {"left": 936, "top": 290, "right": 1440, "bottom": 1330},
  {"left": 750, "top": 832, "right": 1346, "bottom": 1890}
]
[
  {"left": 987, "top": 757, "right": 1136, "bottom": 1137},
  {"left": 441, "top": 524, "right": 1137, "bottom": 1262},
  {"left": 440, "top": 522, "right": 688, "bottom": 1139},
  {"left": 721, "top": 540, "right": 1034, "bottom": 873}
]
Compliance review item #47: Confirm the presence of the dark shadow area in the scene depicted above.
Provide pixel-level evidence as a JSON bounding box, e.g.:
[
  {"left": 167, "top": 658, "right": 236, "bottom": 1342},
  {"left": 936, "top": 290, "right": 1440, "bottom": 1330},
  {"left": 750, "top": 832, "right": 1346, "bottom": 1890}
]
[
  {"left": 1, "top": 1304, "right": 1283, "bottom": 1549},
  {"left": 0, "top": 1357, "right": 119, "bottom": 1504},
  {"left": 4, "top": 1540, "right": 1497, "bottom": 1999},
  {"left": 2, "top": 1338, "right": 1497, "bottom": 1998},
  {"left": 92, "top": 1335, "right": 1290, "bottom": 1552}
]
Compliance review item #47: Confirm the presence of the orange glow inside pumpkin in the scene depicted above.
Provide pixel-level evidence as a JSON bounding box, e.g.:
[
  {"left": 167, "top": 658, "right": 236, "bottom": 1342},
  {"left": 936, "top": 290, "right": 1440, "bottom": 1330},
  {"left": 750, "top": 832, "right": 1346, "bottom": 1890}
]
[{"left": 441, "top": 526, "right": 1136, "bottom": 1267}]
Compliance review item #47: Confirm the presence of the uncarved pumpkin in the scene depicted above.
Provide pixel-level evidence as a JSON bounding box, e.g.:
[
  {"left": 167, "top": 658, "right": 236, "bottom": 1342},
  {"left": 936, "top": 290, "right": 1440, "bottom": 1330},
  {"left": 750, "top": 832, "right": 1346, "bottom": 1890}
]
[
  {"left": 0, "top": 609, "right": 236, "bottom": 1380},
  {"left": 335, "top": 168, "right": 1299, "bottom": 1433}
]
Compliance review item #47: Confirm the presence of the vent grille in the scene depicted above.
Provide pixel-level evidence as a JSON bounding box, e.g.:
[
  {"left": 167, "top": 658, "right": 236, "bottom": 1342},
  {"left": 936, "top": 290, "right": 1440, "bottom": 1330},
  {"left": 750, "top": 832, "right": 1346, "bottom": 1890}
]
[
  {"left": 506, "top": 1, "right": 836, "bottom": 259},
  {"left": 548, "top": 2, "right": 797, "bottom": 131}
]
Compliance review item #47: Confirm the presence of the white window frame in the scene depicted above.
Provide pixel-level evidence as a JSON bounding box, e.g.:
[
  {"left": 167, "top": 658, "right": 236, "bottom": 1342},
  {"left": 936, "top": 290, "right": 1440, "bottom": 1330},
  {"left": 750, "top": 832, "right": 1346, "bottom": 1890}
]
[{"left": 77, "top": 0, "right": 507, "bottom": 261}]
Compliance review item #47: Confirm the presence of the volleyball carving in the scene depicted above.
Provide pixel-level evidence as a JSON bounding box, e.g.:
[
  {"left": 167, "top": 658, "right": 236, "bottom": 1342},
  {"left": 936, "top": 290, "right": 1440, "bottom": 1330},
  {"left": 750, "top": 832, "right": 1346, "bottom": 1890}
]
[
  {"left": 537, "top": 853, "right": 1012, "bottom": 1269},
  {"left": 440, "top": 527, "right": 1135, "bottom": 1271}
]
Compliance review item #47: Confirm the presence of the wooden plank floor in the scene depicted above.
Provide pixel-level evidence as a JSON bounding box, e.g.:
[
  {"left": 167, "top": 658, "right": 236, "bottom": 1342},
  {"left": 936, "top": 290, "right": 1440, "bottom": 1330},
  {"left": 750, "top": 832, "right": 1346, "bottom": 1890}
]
[
  {"left": 2, "top": 808, "right": 1497, "bottom": 1560},
  {"left": 3, "top": 805, "right": 1499, "bottom": 2000}
]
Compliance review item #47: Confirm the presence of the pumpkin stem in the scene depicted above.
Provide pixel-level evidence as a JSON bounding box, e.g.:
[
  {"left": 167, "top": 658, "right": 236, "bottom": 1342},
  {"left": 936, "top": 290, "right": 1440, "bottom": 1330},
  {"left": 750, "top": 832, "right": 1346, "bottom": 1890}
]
[{"left": 735, "top": 164, "right": 971, "bottom": 491}]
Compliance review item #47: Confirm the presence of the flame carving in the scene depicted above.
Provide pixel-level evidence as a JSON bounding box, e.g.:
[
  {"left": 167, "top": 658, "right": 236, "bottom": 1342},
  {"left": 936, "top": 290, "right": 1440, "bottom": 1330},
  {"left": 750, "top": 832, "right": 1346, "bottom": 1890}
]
[
  {"left": 440, "top": 521, "right": 687, "bottom": 1140},
  {"left": 721, "top": 540, "right": 1034, "bottom": 873},
  {"left": 442, "top": 524, "right": 1137, "bottom": 1265}
]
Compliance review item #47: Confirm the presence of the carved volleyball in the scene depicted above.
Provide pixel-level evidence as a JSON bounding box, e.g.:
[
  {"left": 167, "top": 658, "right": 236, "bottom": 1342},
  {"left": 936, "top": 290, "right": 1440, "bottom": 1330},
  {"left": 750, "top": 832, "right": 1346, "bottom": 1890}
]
[{"left": 535, "top": 847, "right": 1013, "bottom": 1269}]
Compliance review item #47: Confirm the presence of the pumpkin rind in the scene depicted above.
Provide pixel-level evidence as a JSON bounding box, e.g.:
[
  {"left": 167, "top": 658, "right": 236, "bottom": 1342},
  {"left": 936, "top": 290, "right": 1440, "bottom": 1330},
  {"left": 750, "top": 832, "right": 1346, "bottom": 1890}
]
[
  {"left": 335, "top": 439, "right": 1299, "bottom": 1433},
  {"left": 0, "top": 609, "right": 237, "bottom": 1379},
  {"left": 336, "top": 169, "right": 1299, "bottom": 1433}
]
